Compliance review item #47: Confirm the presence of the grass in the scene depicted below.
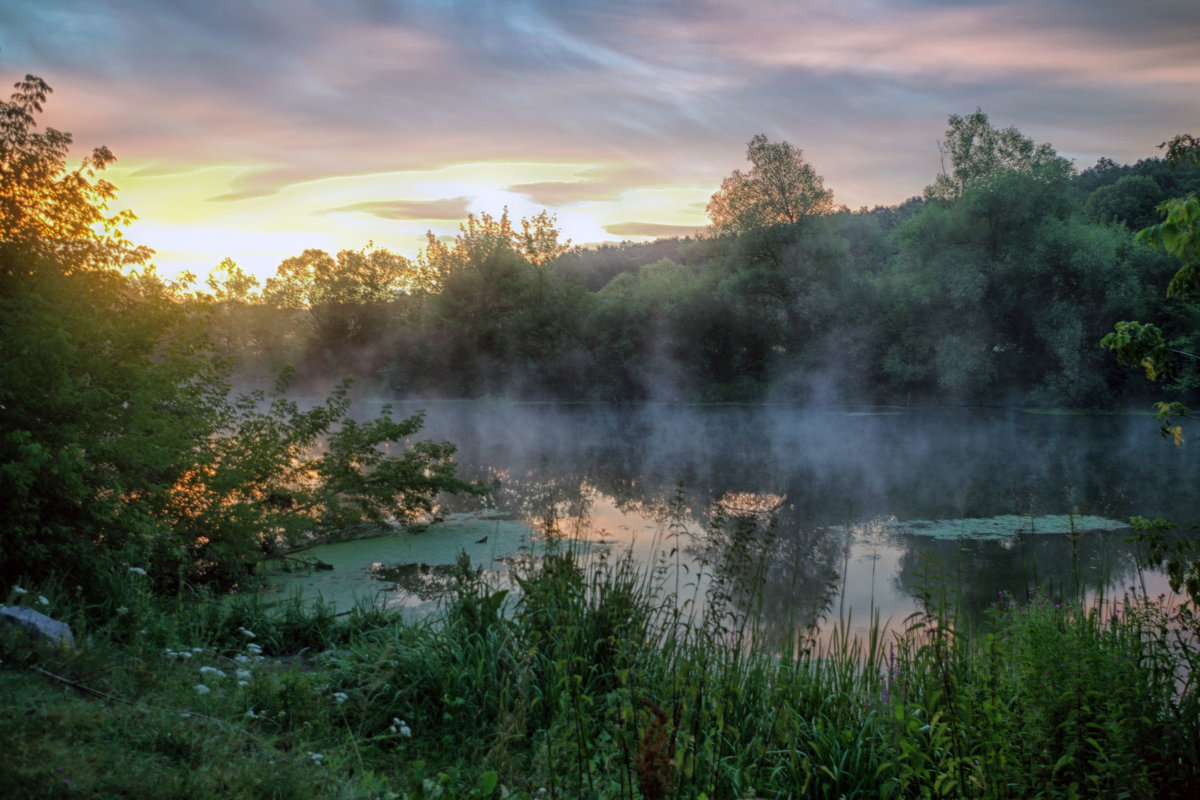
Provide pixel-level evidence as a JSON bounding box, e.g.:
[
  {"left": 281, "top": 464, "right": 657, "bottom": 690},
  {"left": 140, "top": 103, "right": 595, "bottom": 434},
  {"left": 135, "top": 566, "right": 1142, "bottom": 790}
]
[{"left": 2, "top": 510, "right": 1199, "bottom": 799}]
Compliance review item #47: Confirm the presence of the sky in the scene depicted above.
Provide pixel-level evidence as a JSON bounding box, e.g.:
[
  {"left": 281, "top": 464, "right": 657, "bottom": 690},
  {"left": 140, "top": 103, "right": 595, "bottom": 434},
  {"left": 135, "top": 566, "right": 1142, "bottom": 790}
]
[{"left": 3, "top": 0, "right": 1199, "bottom": 283}]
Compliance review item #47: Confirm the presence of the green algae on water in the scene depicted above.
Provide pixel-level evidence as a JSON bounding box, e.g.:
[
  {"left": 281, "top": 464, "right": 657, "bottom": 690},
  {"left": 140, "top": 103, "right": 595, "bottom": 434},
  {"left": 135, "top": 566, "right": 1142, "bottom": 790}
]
[{"left": 852, "top": 514, "right": 1129, "bottom": 540}]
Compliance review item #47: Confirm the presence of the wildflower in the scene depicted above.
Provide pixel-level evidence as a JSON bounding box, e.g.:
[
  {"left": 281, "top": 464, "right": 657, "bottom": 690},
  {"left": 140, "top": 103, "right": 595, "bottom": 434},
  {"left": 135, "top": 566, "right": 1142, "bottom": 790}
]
[
  {"left": 116, "top": 606, "right": 128, "bottom": 615},
  {"left": 195, "top": 684, "right": 211, "bottom": 695},
  {"left": 38, "top": 595, "right": 50, "bottom": 606},
  {"left": 332, "top": 692, "right": 348, "bottom": 703},
  {"left": 128, "top": 567, "right": 147, "bottom": 576},
  {"left": 234, "top": 655, "right": 250, "bottom": 664},
  {"left": 236, "top": 669, "right": 251, "bottom": 679},
  {"left": 239, "top": 627, "right": 256, "bottom": 639},
  {"left": 247, "top": 642, "right": 263, "bottom": 655},
  {"left": 199, "top": 666, "right": 223, "bottom": 677},
  {"left": 13, "top": 586, "right": 27, "bottom": 596},
  {"left": 309, "top": 752, "right": 324, "bottom": 764},
  {"left": 399, "top": 720, "right": 412, "bottom": 737},
  {"left": 237, "top": 680, "right": 249, "bottom": 687},
  {"left": 191, "top": 647, "right": 203, "bottom": 653}
]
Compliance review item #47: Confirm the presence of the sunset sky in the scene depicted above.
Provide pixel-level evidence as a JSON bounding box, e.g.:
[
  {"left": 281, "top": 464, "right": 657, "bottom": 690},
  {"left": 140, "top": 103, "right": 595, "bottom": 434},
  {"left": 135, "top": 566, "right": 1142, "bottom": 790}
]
[{"left": 4, "top": 0, "right": 1199, "bottom": 282}]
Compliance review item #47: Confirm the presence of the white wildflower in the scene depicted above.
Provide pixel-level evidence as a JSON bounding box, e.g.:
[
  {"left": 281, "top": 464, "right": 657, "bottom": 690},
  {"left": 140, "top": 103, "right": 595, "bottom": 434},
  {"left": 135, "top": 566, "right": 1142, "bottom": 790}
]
[
  {"left": 399, "top": 720, "right": 412, "bottom": 738},
  {"left": 237, "top": 680, "right": 249, "bottom": 687},
  {"left": 246, "top": 642, "right": 263, "bottom": 655},
  {"left": 191, "top": 647, "right": 203, "bottom": 653},
  {"left": 128, "top": 567, "right": 147, "bottom": 576},
  {"left": 238, "top": 627, "right": 256, "bottom": 638},
  {"left": 309, "top": 752, "right": 324, "bottom": 764},
  {"left": 332, "top": 692, "right": 348, "bottom": 703},
  {"left": 115, "top": 606, "right": 128, "bottom": 615},
  {"left": 37, "top": 595, "right": 50, "bottom": 606},
  {"left": 13, "top": 586, "right": 27, "bottom": 596},
  {"left": 179, "top": 651, "right": 193, "bottom": 659},
  {"left": 199, "top": 666, "right": 222, "bottom": 677},
  {"left": 195, "top": 684, "right": 210, "bottom": 695},
  {"left": 236, "top": 669, "right": 251, "bottom": 679},
  {"left": 234, "top": 655, "right": 250, "bottom": 664}
]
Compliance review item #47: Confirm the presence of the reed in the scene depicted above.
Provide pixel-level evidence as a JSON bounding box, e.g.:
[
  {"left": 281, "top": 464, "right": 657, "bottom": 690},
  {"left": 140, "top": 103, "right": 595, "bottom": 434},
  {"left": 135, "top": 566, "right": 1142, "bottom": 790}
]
[{"left": 2, "top": 510, "right": 1198, "bottom": 799}]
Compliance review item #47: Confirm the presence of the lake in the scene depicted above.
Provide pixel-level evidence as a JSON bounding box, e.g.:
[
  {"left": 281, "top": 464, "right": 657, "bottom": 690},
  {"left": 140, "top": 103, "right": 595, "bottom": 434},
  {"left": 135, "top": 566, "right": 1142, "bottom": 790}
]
[{"left": 268, "top": 403, "right": 1198, "bottom": 640}]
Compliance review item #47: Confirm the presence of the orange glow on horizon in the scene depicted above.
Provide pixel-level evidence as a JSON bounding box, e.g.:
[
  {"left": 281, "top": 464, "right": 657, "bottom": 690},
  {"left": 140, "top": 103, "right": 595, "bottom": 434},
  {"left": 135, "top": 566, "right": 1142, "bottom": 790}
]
[{"left": 105, "top": 159, "right": 714, "bottom": 285}]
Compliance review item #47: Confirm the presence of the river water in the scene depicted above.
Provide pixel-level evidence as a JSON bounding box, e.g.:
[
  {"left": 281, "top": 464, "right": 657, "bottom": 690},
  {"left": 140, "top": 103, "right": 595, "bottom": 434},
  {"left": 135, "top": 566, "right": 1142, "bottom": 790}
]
[{"left": 269, "top": 404, "right": 1199, "bottom": 639}]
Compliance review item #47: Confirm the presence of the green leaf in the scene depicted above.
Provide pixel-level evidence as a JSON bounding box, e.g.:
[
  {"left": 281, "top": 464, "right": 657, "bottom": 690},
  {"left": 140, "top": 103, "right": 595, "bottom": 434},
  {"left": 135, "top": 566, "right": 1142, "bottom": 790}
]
[{"left": 476, "top": 770, "right": 498, "bottom": 796}]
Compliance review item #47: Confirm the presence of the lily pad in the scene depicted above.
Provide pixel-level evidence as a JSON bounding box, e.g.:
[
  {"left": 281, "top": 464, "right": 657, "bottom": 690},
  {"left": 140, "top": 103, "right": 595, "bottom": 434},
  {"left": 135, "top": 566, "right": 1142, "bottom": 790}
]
[{"left": 848, "top": 514, "right": 1129, "bottom": 540}]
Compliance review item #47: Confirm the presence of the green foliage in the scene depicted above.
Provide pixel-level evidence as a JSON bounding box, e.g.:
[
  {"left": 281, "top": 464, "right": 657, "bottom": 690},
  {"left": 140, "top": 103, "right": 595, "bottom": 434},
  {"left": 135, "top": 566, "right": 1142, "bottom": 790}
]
[
  {"left": 925, "top": 108, "right": 1074, "bottom": 202},
  {"left": 0, "top": 75, "right": 480, "bottom": 596},
  {"left": 1084, "top": 174, "right": 1166, "bottom": 230},
  {"left": 1138, "top": 194, "right": 1200, "bottom": 298},
  {"left": 1101, "top": 134, "right": 1200, "bottom": 603},
  {"left": 5, "top": 531, "right": 1197, "bottom": 799},
  {"left": 151, "top": 377, "right": 482, "bottom": 589},
  {"left": 885, "top": 170, "right": 1142, "bottom": 404}
]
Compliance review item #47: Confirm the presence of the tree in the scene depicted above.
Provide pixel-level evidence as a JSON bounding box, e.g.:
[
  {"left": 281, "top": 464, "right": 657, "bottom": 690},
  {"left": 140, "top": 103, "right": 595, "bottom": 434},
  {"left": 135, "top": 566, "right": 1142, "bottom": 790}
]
[
  {"left": 263, "top": 244, "right": 413, "bottom": 309},
  {"left": 1101, "top": 133, "right": 1200, "bottom": 605},
  {"left": 418, "top": 208, "right": 569, "bottom": 288},
  {"left": 261, "top": 244, "right": 418, "bottom": 379},
  {"left": 707, "top": 134, "right": 834, "bottom": 235},
  {"left": 205, "top": 256, "right": 260, "bottom": 302},
  {"left": 0, "top": 75, "right": 150, "bottom": 278},
  {"left": 0, "top": 74, "right": 480, "bottom": 595},
  {"left": 1103, "top": 135, "right": 1200, "bottom": 433},
  {"left": 925, "top": 109, "right": 1073, "bottom": 202}
]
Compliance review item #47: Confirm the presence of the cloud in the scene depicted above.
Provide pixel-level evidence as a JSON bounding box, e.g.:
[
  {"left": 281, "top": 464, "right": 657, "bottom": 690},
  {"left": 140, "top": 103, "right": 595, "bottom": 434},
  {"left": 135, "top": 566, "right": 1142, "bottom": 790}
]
[
  {"left": 604, "top": 222, "right": 708, "bottom": 239},
  {"left": 5, "top": 0, "right": 1200, "bottom": 278},
  {"left": 323, "top": 197, "right": 473, "bottom": 221},
  {"left": 512, "top": 181, "right": 619, "bottom": 206}
]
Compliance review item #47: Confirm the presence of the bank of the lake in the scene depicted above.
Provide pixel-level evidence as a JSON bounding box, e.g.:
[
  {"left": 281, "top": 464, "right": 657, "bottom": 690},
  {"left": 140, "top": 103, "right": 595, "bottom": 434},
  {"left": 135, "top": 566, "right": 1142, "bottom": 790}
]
[{"left": 3, "top": 536, "right": 1198, "bottom": 799}]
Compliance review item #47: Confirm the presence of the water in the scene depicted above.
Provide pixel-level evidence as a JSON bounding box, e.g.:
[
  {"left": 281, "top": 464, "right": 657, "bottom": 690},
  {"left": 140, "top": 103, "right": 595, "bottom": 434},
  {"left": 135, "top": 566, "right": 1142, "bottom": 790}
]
[{"left": 267, "top": 404, "right": 1198, "bottom": 636}]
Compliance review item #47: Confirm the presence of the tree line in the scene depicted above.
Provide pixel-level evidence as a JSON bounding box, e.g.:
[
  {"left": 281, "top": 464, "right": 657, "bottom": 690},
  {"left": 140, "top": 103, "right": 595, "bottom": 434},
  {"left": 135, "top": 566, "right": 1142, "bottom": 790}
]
[{"left": 195, "top": 111, "right": 1199, "bottom": 409}]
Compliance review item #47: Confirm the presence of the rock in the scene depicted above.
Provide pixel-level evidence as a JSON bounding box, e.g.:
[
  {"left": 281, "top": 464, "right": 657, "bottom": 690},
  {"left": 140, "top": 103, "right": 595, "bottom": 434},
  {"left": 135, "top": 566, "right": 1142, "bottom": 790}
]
[{"left": 0, "top": 606, "right": 76, "bottom": 649}]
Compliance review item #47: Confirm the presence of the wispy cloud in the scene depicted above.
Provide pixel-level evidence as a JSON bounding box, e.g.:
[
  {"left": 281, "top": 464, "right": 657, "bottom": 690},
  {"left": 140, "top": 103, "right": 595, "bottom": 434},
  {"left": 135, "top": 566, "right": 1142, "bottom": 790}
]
[{"left": 323, "top": 197, "right": 473, "bottom": 221}]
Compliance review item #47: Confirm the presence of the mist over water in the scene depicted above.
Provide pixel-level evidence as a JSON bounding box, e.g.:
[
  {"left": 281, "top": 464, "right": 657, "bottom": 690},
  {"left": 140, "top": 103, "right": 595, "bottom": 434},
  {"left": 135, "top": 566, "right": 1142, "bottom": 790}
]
[
  {"left": 287, "top": 401, "right": 1197, "bottom": 633},
  {"left": 391, "top": 403, "right": 1193, "bottom": 524}
]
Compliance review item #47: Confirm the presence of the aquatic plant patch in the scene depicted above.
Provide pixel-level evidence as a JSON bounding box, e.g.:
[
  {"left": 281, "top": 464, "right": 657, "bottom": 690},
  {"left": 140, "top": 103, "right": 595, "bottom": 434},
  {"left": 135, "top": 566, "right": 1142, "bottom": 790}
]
[{"left": 836, "top": 514, "right": 1129, "bottom": 540}]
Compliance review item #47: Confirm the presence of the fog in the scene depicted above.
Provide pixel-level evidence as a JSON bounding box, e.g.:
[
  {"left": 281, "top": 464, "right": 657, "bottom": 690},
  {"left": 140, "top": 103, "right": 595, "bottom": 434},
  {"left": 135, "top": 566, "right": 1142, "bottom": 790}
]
[
  {"left": 377, "top": 402, "right": 1194, "bottom": 527},
  {"left": 282, "top": 399, "right": 1195, "bottom": 632}
]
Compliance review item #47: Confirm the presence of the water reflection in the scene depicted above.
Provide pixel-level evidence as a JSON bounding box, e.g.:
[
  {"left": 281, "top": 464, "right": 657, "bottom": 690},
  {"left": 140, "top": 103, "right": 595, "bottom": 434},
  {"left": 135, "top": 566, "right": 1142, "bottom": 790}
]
[{"left": 285, "top": 404, "right": 1195, "bottom": 632}]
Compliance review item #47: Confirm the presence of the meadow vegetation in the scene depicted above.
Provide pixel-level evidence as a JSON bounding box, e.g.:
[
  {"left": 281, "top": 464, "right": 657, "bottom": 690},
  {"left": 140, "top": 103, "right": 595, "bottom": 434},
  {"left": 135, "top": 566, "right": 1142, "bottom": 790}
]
[{"left": 3, "top": 513, "right": 1199, "bottom": 799}]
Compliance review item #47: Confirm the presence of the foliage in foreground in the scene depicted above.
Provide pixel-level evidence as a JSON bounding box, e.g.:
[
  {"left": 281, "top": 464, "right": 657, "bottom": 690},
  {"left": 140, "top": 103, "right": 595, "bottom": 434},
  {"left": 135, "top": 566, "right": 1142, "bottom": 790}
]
[
  {"left": 2, "top": 517, "right": 1198, "bottom": 800},
  {"left": 0, "top": 74, "right": 480, "bottom": 595}
]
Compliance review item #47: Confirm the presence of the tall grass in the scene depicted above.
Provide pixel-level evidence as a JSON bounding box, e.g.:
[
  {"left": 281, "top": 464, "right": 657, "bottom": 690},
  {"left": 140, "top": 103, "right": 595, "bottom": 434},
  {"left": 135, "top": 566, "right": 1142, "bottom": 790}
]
[{"left": 2, "top": 502, "right": 1198, "bottom": 799}]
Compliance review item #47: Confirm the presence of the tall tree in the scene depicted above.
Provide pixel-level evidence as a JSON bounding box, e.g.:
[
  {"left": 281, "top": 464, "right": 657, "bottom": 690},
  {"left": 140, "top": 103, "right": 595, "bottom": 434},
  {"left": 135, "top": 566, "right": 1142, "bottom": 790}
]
[
  {"left": 0, "top": 75, "right": 151, "bottom": 279},
  {"left": 925, "top": 109, "right": 1073, "bottom": 201},
  {"left": 707, "top": 134, "right": 834, "bottom": 235}
]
